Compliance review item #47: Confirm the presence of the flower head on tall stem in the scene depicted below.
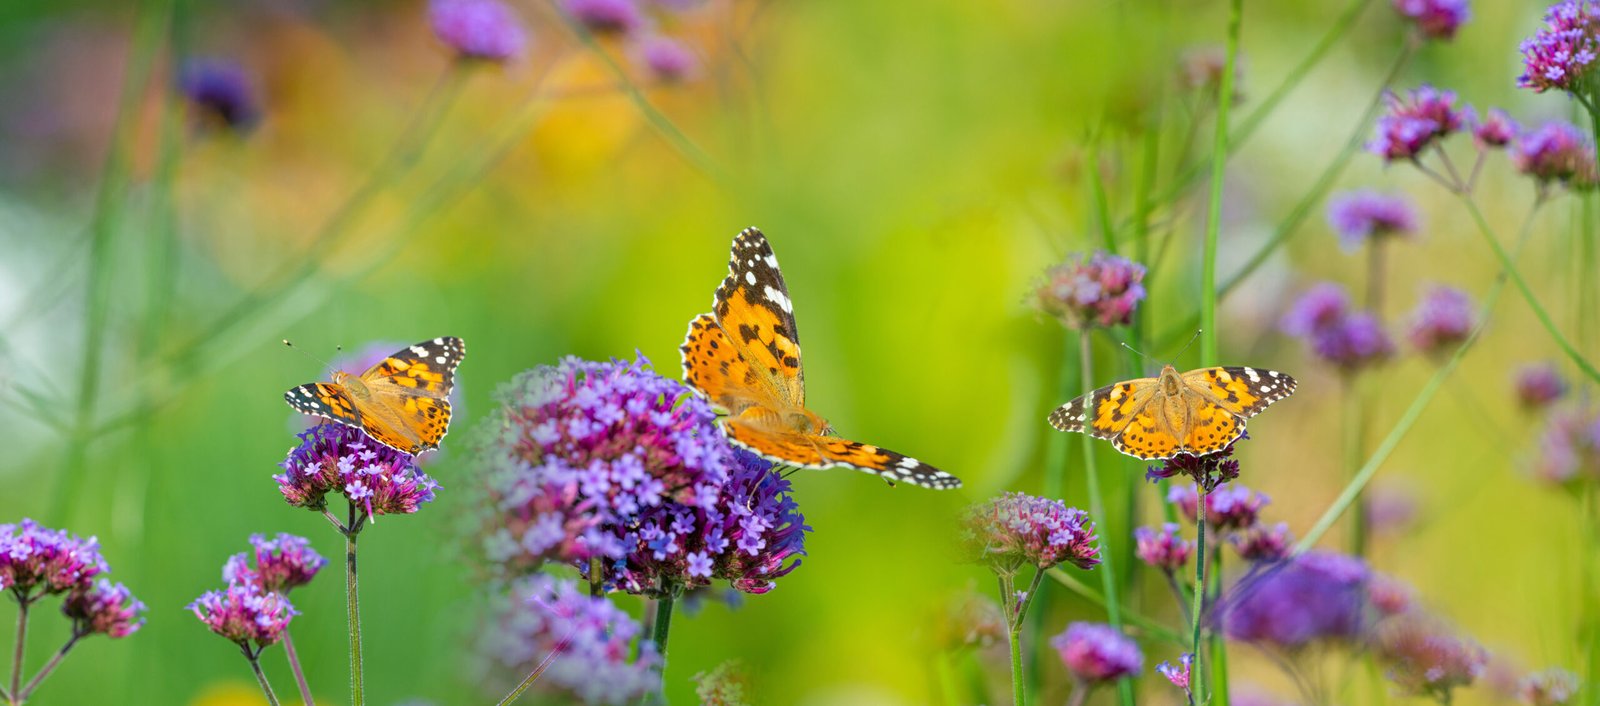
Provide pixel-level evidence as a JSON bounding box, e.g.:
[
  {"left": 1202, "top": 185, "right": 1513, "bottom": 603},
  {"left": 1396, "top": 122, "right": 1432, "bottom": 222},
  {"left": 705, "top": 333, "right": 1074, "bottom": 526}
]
[
  {"left": 1374, "top": 612, "right": 1488, "bottom": 702},
  {"left": 1052, "top": 622, "right": 1143, "bottom": 685},
  {"left": 1166, "top": 482, "right": 1269, "bottom": 530},
  {"left": 1393, "top": 0, "right": 1470, "bottom": 41},
  {"left": 961, "top": 492, "right": 1101, "bottom": 576},
  {"left": 177, "top": 58, "right": 261, "bottom": 132},
  {"left": 1281, "top": 283, "right": 1394, "bottom": 371},
  {"left": 1515, "top": 362, "right": 1570, "bottom": 410},
  {"left": 1368, "top": 85, "right": 1472, "bottom": 161},
  {"left": 1146, "top": 435, "right": 1244, "bottom": 492},
  {"left": 62, "top": 579, "right": 146, "bottom": 638},
  {"left": 1229, "top": 522, "right": 1292, "bottom": 562},
  {"left": 223, "top": 534, "right": 327, "bottom": 594},
  {"left": 0, "top": 519, "right": 107, "bottom": 600},
  {"left": 1134, "top": 524, "right": 1194, "bottom": 571},
  {"left": 1512, "top": 121, "right": 1600, "bottom": 189},
  {"left": 1476, "top": 108, "right": 1520, "bottom": 149},
  {"left": 1518, "top": 667, "right": 1579, "bottom": 704},
  {"left": 189, "top": 583, "right": 297, "bottom": 650},
  {"left": 636, "top": 37, "right": 698, "bottom": 83},
  {"left": 429, "top": 0, "right": 527, "bottom": 62},
  {"left": 1032, "top": 252, "right": 1148, "bottom": 329},
  {"left": 1327, "top": 190, "right": 1420, "bottom": 251},
  {"left": 1407, "top": 285, "right": 1478, "bottom": 356},
  {"left": 1530, "top": 404, "right": 1600, "bottom": 487},
  {"left": 276, "top": 423, "right": 439, "bottom": 518},
  {"left": 1217, "top": 551, "right": 1372, "bottom": 650},
  {"left": 1518, "top": 1, "right": 1600, "bottom": 93},
  {"left": 1157, "top": 653, "right": 1195, "bottom": 695}
]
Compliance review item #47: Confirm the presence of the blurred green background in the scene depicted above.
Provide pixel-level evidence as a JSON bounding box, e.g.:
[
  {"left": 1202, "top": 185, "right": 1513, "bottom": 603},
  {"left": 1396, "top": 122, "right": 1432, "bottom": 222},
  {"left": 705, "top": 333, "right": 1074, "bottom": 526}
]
[{"left": 0, "top": 0, "right": 1593, "bottom": 704}]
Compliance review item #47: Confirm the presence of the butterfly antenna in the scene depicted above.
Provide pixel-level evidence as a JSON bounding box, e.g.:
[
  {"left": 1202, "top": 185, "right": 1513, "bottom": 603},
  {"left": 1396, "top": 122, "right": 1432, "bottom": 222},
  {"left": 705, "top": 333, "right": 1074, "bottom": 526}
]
[
  {"left": 1174, "top": 329, "right": 1203, "bottom": 360},
  {"left": 282, "top": 339, "right": 338, "bottom": 371},
  {"left": 1118, "top": 340, "right": 1155, "bottom": 365}
]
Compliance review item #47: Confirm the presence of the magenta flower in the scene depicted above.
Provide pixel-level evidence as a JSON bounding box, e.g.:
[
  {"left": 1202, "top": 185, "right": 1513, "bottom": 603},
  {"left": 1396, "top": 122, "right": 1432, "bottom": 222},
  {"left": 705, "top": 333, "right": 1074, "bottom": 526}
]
[
  {"left": 1518, "top": 1, "right": 1600, "bottom": 93},
  {"left": 1515, "top": 362, "right": 1570, "bottom": 410},
  {"left": 188, "top": 583, "right": 296, "bottom": 649},
  {"left": 430, "top": 0, "right": 527, "bottom": 61},
  {"left": 276, "top": 423, "right": 439, "bottom": 518},
  {"left": 1145, "top": 432, "right": 1244, "bottom": 489},
  {"left": 1052, "top": 622, "right": 1143, "bottom": 685},
  {"left": 1229, "top": 522, "right": 1292, "bottom": 562},
  {"left": 1407, "top": 285, "right": 1477, "bottom": 355},
  {"left": 962, "top": 492, "right": 1100, "bottom": 574},
  {"left": 1374, "top": 613, "right": 1488, "bottom": 702},
  {"left": 638, "top": 37, "right": 698, "bottom": 82},
  {"left": 563, "top": 0, "right": 645, "bottom": 36},
  {"left": 1512, "top": 121, "right": 1600, "bottom": 188},
  {"left": 1475, "top": 108, "right": 1519, "bottom": 149},
  {"left": 1282, "top": 284, "right": 1393, "bottom": 371},
  {"left": 1279, "top": 282, "right": 1351, "bottom": 335},
  {"left": 178, "top": 58, "right": 260, "bottom": 131},
  {"left": 1033, "top": 252, "right": 1148, "bottom": 329},
  {"left": 0, "top": 519, "right": 107, "bottom": 599},
  {"left": 223, "top": 534, "right": 326, "bottom": 594},
  {"left": 1157, "top": 653, "right": 1194, "bottom": 693},
  {"left": 62, "top": 579, "right": 146, "bottom": 638},
  {"left": 1519, "top": 668, "right": 1579, "bottom": 705},
  {"left": 1366, "top": 483, "right": 1420, "bottom": 535},
  {"left": 1393, "top": 0, "right": 1470, "bottom": 40},
  {"left": 1134, "top": 524, "right": 1193, "bottom": 571},
  {"left": 1327, "top": 190, "right": 1418, "bottom": 251},
  {"left": 1167, "top": 482, "right": 1268, "bottom": 531},
  {"left": 477, "top": 576, "right": 661, "bottom": 704},
  {"left": 1369, "top": 86, "right": 1471, "bottom": 161}
]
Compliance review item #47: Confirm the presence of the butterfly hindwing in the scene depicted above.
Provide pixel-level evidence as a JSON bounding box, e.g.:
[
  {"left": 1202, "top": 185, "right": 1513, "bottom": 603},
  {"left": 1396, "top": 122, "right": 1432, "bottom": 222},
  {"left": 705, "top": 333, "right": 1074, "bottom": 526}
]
[
  {"left": 1182, "top": 397, "right": 1244, "bottom": 455},
  {"left": 1111, "top": 403, "right": 1182, "bottom": 460},
  {"left": 723, "top": 418, "right": 962, "bottom": 490},
  {"left": 285, "top": 383, "right": 361, "bottom": 426},
  {"left": 712, "top": 228, "right": 805, "bottom": 407},
  {"left": 681, "top": 313, "right": 769, "bottom": 415}
]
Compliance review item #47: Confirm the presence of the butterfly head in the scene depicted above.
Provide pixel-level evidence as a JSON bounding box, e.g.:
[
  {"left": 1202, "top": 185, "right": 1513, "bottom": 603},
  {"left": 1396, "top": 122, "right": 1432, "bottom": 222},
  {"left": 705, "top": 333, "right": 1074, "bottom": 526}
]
[
  {"left": 1158, "top": 365, "right": 1183, "bottom": 395},
  {"left": 330, "top": 370, "right": 372, "bottom": 399}
]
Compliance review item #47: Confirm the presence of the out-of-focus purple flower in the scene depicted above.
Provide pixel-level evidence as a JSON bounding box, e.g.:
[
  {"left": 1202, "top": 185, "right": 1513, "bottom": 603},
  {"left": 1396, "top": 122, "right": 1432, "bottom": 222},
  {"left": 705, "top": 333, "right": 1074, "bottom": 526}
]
[
  {"left": 1519, "top": 668, "right": 1579, "bottom": 705},
  {"left": 1369, "top": 86, "right": 1471, "bottom": 161},
  {"left": 933, "top": 590, "right": 1006, "bottom": 651},
  {"left": 1393, "top": 0, "right": 1470, "bottom": 40},
  {"left": 1327, "top": 191, "right": 1419, "bottom": 251},
  {"left": 188, "top": 583, "right": 296, "bottom": 648},
  {"left": 1366, "top": 483, "right": 1420, "bottom": 536},
  {"left": 1280, "top": 282, "right": 1351, "bottom": 336},
  {"left": 223, "top": 534, "right": 326, "bottom": 594},
  {"left": 477, "top": 576, "right": 661, "bottom": 704},
  {"left": 178, "top": 58, "right": 261, "bottom": 131},
  {"left": 692, "top": 662, "right": 751, "bottom": 706},
  {"left": 1512, "top": 121, "right": 1600, "bottom": 188},
  {"left": 475, "top": 355, "right": 737, "bottom": 576},
  {"left": 1515, "top": 362, "right": 1569, "bottom": 410},
  {"left": 1134, "top": 524, "right": 1193, "bottom": 571},
  {"left": 276, "top": 423, "right": 439, "bottom": 518},
  {"left": 1157, "top": 653, "right": 1194, "bottom": 692},
  {"left": 1218, "top": 551, "right": 1372, "bottom": 650},
  {"left": 0, "top": 519, "right": 107, "bottom": 599},
  {"left": 638, "top": 37, "right": 697, "bottom": 83},
  {"left": 962, "top": 493, "right": 1100, "bottom": 574},
  {"left": 1282, "top": 284, "right": 1393, "bottom": 371},
  {"left": 1146, "top": 434, "right": 1245, "bottom": 489},
  {"left": 609, "top": 450, "right": 808, "bottom": 596},
  {"left": 1408, "top": 285, "right": 1477, "bottom": 355},
  {"left": 430, "top": 0, "right": 527, "bottom": 61},
  {"left": 1166, "top": 482, "right": 1267, "bottom": 530},
  {"left": 1531, "top": 405, "right": 1600, "bottom": 487},
  {"left": 1052, "top": 622, "right": 1143, "bottom": 685},
  {"left": 563, "top": 0, "right": 645, "bottom": 36},
  {"left": 1519, "top": 1, "right": 1600, "bottom": 93},
  {"left": 1476, "top": 108, "right": 1519, "bottom": 149},
  {"left": 62, "top": 579, "right": 145, "bottom": 638},
  {"left": 1230, "top": 522, "right": 1292, "bottom": 562},
  {"left": 1367, "top": 572, "right": 1415, "bottom": 617},
  {"left": 1033, "top": 252, "right": 1148, "bottom": 329},
  {"left": 1375, "top": 613, "right": 1487, "bottom": 702}
]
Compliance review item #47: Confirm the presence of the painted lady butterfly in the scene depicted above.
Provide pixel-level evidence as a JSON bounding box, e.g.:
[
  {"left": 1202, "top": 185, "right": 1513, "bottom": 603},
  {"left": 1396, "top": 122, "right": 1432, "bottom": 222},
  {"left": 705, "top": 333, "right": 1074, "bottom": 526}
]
[
  {"left": 1049, "top": 365, "right": 1296, "bottom": 459},
  {"left": 284, "top": 337, "right": 465, "bottom": 454}
]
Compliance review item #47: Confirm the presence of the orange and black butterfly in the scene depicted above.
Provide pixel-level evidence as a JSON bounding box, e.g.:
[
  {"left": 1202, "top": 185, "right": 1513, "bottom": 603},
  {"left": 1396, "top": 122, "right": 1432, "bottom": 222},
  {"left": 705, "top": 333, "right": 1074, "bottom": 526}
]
[
  {"left": 284, "top": 337, "right": 465, "bottom": 454},
  {"left": 1049, "top": 365, "right": 1296, "bottom": 460},
  {"left": 680, "top": 228, "right": 962, "bottom": 489}
]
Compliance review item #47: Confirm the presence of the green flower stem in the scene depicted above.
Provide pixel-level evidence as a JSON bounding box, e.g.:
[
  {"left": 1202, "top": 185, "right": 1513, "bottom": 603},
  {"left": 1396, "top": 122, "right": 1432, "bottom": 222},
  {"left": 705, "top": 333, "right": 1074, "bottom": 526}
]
[
  {"left": 1190, "top": 487, "right": 1210, "bottom": 704},
  {"left": 10, "top": 598, "right": 29, "bottom": 702},
  {"left": 497, "top": 632, "right": 572, "bottom": 706},
  {"left": 345, "top": 503, "right": 365, "bottom": 706},
  {"left": 1088, "top": 136, "right": 1118, "bottom": 253},
  {"left": 16, "top": 634, "right": 79, "bottom": 703},
  {"left": 1342, "top": 376, "right": 1370, "bottom": 557},
  {"left": 1199, "top": 0, "right": 1243, "bottom": 365},
  {"left": 997, "top": 575, "right": 1025, "bottom": 706},
  {"left": 1209, "top": 549, "right": 1230, "bottom": 706},
  {"left": 1461, "top": 198, "right": 1600, "bottom": 384},
  {"left": 244, "top": 646, "right": 282, "bottom": 706},
  {"left": 1045, "top": 569, "right": 1186, "bottom": 645},
  {"left": 1077, "top": 333, "right": 1135, "bottom": 706},
  {"left": 280, "top": 629, "right": 314, "bottom": 706}
]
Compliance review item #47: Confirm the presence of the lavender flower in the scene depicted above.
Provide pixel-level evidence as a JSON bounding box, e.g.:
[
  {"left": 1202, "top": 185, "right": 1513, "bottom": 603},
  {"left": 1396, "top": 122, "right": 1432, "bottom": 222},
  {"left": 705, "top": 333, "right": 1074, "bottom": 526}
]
[
  {"left": 1519, "top": 668, "right": 1579, "bottom": 705},
  {"left": 1052, "top": 622, "right": 1142, "bottom": 685},
  {"left": 1518, "top": 1, "right": 1600, "bottom": 93},
  {"left": 1327, "top": 190, "right": 1419, "bottom": 251},
  {"left": 1407, "top": 285, "right": 1477, "bottom": 355},
  {"left": 1157, "top": 653, "right": 1194, "bottom": 692},
  {"left": 223, "top": 534, "right": 326, "bottom": 594},
  {"left": 430, "top": 0, "right": 527, "bottom": 61},
  {"left": 638, "top": 37, "right": 697, "bottom": 82},
  {"left": 962, "top": 492, "right": 1100, "bottom": 574},
  {"left": 1229, "top": 522, "right": 1292, "bottom": 562},
  {"left": 563, "top": 0, "right": 645, "bottom": 36},
  {"left": 1531, "top": 405, "right": 1600, "bottom": 486},
  {"left": 1374, "top": 613, "right": 1488, "bottom": 702},
  {"left": 1218, "top": 551, "right": 1372, "bottom": 650},
  {"left": 1167, "top": 482, "right": 1268, "bottom": 531},
  {"left": 475, "top": 355, "right": 739, "bottom": 576},
  {"left": 1279, "top": 282, "right": 1351, "bottom": 336},
  {"left": 1475, "top": 108, "right": 1519, "bottom": 149},
  {"left": 1033, "top": 252, "right": 1148, "bottom": 329},
  {"left": 1515, "top": 362, "right": 1569, "bottom": 409},
  {"left": 0, "top": 519, "right": 107, "bottom": 599},
  {"left": 276, "top": 423, "right": 439, "bottom": 517},
  {"left": 1369, "top": 86, "right": 1471, "bottom": 161},
  {"left": 188, "top": 583, "right": 296, "bottom": 648},
  {"left": 62, "top": 579, "right": 146, "bottom": 638},
  {"left": 1134, "top": 524, "right": 1193, "bottom": 571},
  {"left": 178, "top": 58, "right": 261, "bottom": 131},
  {"left": 1282, "top": 284, "right": 1394, "bottom": 371},
  {"left": 477, "top": 576, "right": 661, "bottom": 704},
  {"left": 1512, "top": 121, "right": 1600, "bottom": 188},
  {"left": 1393, "top": 0, "right": 1470, "bottom": 40},
  {"left": 1366, "top": 483, "right": 1420, "bottom": 535}
]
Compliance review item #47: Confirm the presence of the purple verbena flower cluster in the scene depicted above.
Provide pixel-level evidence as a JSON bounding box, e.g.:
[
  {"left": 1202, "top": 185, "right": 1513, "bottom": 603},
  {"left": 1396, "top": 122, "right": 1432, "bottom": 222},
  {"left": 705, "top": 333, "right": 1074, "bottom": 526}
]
[
  {"left": 1281, "top": 282, "right": 1394, "bottom": 371},
  {"left": 1515, "top": 362, "right": 1570, "bottom": 410},
  {"left": 1369, "top": 86, "right": 1471, "bottom": 161},
  {"left": 1033, "top": 252, "right": 1148, "bottom": 329},
  {"left": 1393, "top": 0, "right": 1470, "bottom": 41},
  {"left": 222, "top": 533, "right": 326, "bottom": 594},
  {"left": 430, "top": 0, "right": 527, "bottom": 62},
  {"left": 637, "top": 38, "right": 698, "bottom": 83},
  {"left": 1157, "top": 653, "right": 1194, "bottom": 693},
  {"left": 1133, "top": 523, "right": 1193, "bottom": 571},
  {"left": 1512, "top": 121, "right": 1600, "bottom": 188},
  {"left": 1374, "top": 612, "right": 1488, "bottom": 702},
  {"left": 564, "top": 0, "right": 645, "bottom": 35},
  {"left": 1218, "top": 551, "right": 1372, "bottom": 650},
  {"left": 1145, "top": 433, "right": 1243, "bottom": 489},
  {"left": 61, "top": 579, "right": 145, "bottom": 638},
  {"left": 962, "top": 492, "right": 1100, "bottom": 574},
  {"left": 1407, "top": 285, "right": 1477, "bottom": 355},
  {"left": 1327, "top": 190, "right": 1419, "bottom": 251},
  {"left": 0, "top": 519, "right": 107, "bottom": 598},
  {"left": 1531, "top": 404, "right": 1600, "bottom": 487},
  {"left": 1475, "top": 108, "right": 1520, "bottom": 149},
  {"left": 1167, "top": 481, "right": 1268, "bottom": 530},
  {"left": 188, "top": 583, "right": 297, "bottom": 649},
  {"left": 1518, "top": 1, "right": 1600, "bottom": 93},
  {"left": 277, "top": 423, "right": 440, "bottom": 518},
  {"left": 1229, "top": 521, "right": 1293, "bottom": 562},
  {"left": 1518, "top": 668, "right": 1579, "bottom": 705},
  {"left": 1052, "top": 622, "right": 1142, "bottom": 685}
]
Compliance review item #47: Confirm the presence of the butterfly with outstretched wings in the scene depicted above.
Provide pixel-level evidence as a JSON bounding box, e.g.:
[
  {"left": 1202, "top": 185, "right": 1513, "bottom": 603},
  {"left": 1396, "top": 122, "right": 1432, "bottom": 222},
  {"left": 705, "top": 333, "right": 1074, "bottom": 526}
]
[
  {"left": 679, "top": 228, "right": 962, "bottom": 490},
  {"left": 284, "top": 337, "right": 465, "bottom": 454},
  {"left": 1049, "top": 365, "right": 1296, "bottom": 459}
]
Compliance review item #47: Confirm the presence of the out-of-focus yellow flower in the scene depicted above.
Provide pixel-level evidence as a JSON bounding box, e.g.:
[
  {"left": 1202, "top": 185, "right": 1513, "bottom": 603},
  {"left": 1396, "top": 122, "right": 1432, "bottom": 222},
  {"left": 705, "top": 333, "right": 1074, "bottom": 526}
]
[{"left": 188, "top": 682, "right": 270, "bottom": 706}]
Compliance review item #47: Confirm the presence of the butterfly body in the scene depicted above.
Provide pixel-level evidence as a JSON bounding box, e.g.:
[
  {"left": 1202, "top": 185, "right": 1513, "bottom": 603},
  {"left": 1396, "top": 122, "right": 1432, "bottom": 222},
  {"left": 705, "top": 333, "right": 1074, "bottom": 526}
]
[
  {"left": 680, "top": 228, "right": 962, "bottom": 490},
  {"left": 1049, "top": 364, "right": 1296, "bottom": 460},
  {"left": 284, "top": 337, "right": 465, "bottom": 455}
]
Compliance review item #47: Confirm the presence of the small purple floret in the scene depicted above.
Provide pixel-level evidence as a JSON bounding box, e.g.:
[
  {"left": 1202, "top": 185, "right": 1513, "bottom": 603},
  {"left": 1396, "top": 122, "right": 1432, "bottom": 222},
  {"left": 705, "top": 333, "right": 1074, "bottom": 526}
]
[
  {"left": 1407, "top": 285, "right": 1477, "bottom": 355},
  {"left": 1052, "top": 622, "right": 1143, "bottom": 685},
  {"left": 1327, "top": 190, "right": 1419, "bottom": 251}
]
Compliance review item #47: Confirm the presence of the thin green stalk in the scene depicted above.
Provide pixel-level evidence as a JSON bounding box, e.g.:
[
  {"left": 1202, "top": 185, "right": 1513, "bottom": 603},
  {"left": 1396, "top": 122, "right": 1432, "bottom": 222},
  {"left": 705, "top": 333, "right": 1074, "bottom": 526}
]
[
  {"left": 1461, "top": 198, "right": 1599, "bottom": 384},
  {"left": 10, "top": 598, "right": 28, "bottom": 701},
  {"left": 345, "top": 504, "right": 364, "bottom": 706},
  {"left": 1209, "top": 549, "right": 1230, "bottom": 706},
  {"left": 280, "top": 629, "right": 314, "bottom": 706},
  {"left": 1190, "top": 488, "right": 1210, "bottom": 704},
  {"left": 16, "top": 634, "right": 78, "bottom": 703},
  {"left": 244, "top": 646, "right": 282, "bottom": 706},
  {"left": 999, "top": 572, "right": 1025, "bottom": 706},
  {"left": 1008, "top": 621, "right": 1024, "bottom": 706},
  {"left": 1045, "top": 569, "right": 1186, "bottom": 645},
  {"left": 1077, "top": 333, "right": 1134, "bottom": 706},
  {"left": 1199, "top": 0, "right": 1243, "bottom": 365},
  {"left": 935, "top": 652, "right": 963, "bottom": 706},
  {"left": 1342, "top": 376, "right": 1370, "bottom": 556},
  {"left": 497, "top": 632, "right": 573, "bottom": 706}
]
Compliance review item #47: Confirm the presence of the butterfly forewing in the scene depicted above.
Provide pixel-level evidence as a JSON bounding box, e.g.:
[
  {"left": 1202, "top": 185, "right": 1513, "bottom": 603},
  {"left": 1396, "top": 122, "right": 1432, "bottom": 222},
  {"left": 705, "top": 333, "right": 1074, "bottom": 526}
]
[
  {"left": 711, "top": 228, "right": 806, "bottom": 408},
  {"left": 286, "top": 383, "right": 362, "bottom": 426},
  {"left": 1179, "top": 366, "right": 1297, "bottom": 418},
  {"left": 681, "top": 313, "right": 773, "bottom": 415},
  {"left": 362, "top": 336, "right": 465, "bottom": 398},
  {"left": 1048, "top": 379, "right": 1157, "bottom": 440}
]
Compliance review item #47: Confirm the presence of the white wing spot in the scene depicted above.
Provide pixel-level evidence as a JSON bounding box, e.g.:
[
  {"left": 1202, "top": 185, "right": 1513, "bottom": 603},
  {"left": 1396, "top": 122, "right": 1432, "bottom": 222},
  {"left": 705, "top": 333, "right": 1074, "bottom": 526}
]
[
  {"left": 1244, "top": 368, "right": 1261, "bottom": 382},
  {"left": 744, "top": 271, "right": 757, "bottom": 285},
  {"left": 410, "top": 346, "right": 428, "bottom": 357},
  {"left": 433, "top": 337, "right": 445, "bottom": 344},
  {"left": 435, "top": 356, "right": 447, "bottom": 364},
  {"left": 764, "top": 285, "right": 793, "bottom": 313},
  {"left": 764, "top": 254, "right": 778, "bottom": 269}
]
